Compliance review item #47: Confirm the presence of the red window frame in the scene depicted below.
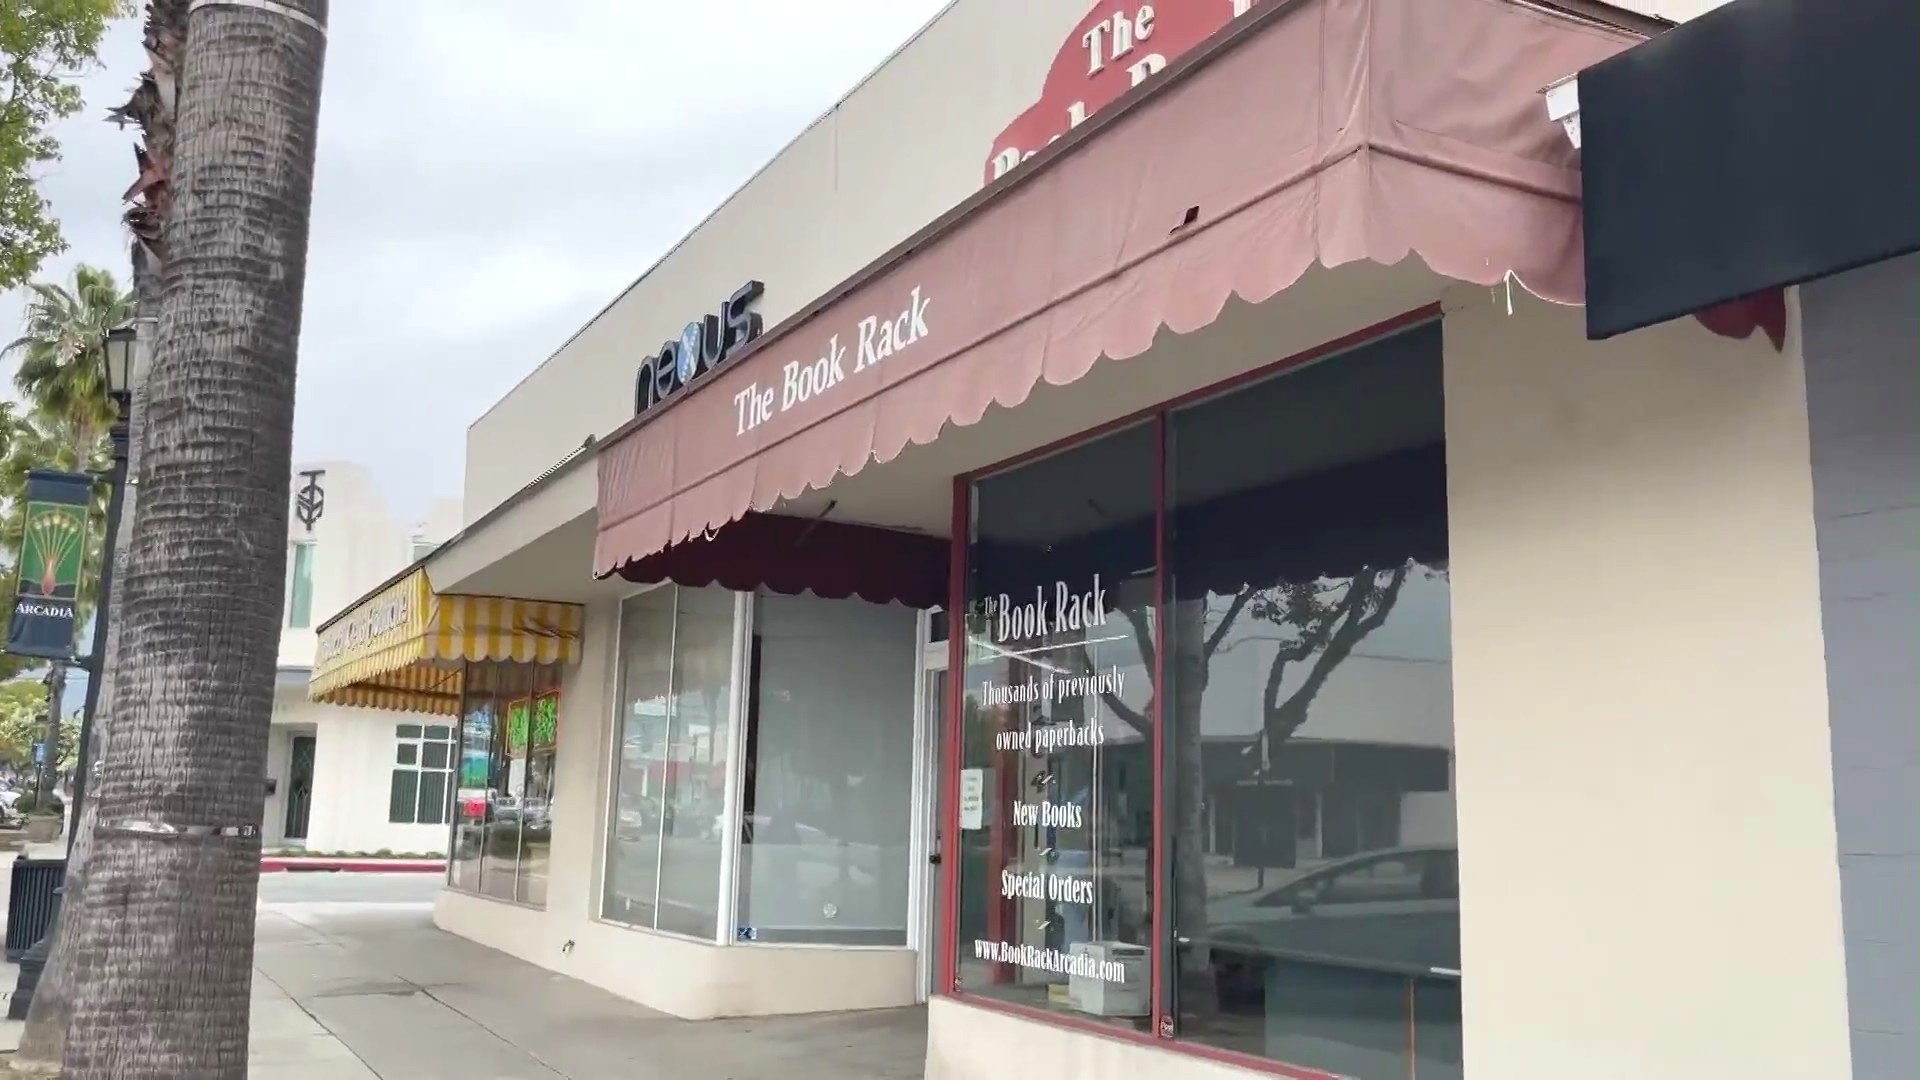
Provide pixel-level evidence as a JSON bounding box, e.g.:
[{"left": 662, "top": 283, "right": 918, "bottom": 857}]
[{"left": 934, "top": 305, "right": 1441, "bottom": 1079}]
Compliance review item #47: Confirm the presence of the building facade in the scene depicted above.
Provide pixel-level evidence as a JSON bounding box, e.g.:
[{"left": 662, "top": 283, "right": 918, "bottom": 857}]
[
  {"left": 1575, "top": 3, "right": 1917, "bottom": 1074},
  {"left": 309, "top": 1, "right": 1905, "bottom": 1077},
  {"left": 267, "top": 461, "right": 460, "bottom": 853}
]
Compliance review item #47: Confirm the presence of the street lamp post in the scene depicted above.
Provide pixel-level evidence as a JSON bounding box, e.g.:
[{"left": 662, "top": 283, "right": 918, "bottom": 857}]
[
  {"left": 7, "top": 326, "right": 137, "bottom": 1021},
  {"left": 67, "top": 325, "right": 136, "bottom": 845}
]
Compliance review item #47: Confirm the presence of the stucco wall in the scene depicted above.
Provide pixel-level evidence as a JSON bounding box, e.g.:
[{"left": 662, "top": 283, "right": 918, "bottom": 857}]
[
  {"left": 281, "top": 461, "right": 415, "bottom": 669},
  {"left": 1442, "top": 289, "right": 1850, "bottom": 1079},
  {"left": 462, "top": 0, "right": 1090, "bottom": 520},
  {"left": 1801, "top": 254, "right": 1920, "bottom": 1080},
  {"left": 458, "top": 0, "right": 1723, "bottom": 526},
  {"left": 269, "top": 686, "right": 451, "bottom": 855}
]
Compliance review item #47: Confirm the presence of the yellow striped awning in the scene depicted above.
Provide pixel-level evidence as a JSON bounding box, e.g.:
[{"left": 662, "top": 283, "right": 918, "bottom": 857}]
[{"left": 307, "top": 569, "right": 584, "bottom": 716}]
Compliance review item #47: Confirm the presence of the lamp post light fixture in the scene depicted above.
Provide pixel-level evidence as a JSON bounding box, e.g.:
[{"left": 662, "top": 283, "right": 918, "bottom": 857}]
[
  {"left": 7, "top": 323, "right": 141, "bottom": 1020},
  {"left": 67, "top": 324, "right": 137, "bottom": 850},
  {"left": 8, "top": 323, "right": 143, "bottom": 1020},
  {"left": 102, "top": 325, "right": 137, "bottom": 405}
]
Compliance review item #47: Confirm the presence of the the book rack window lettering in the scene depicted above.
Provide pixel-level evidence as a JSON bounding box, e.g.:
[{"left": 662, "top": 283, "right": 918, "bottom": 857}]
[{"left": 953, "top": 323, "right": 1462, "bottom": 1078}]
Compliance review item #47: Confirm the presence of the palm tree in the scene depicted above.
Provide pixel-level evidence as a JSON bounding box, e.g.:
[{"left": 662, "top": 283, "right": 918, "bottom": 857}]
[
  {"left": 60, "top": 0, "right": 328, "bottom": 1073},
  {"left": 5, "top": 265, "right": 135, "bottom": 469},
  {"left": 13, "top": 4, "right": 187, "bottom": 1069}
]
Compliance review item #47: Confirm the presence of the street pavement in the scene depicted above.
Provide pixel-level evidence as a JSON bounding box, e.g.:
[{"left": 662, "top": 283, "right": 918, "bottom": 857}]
[
  {"left": 254, "top": 874, "right": 927, "bottom": 1079},
  {"left": 0, "top": 862, "right": 927, "bottom": 1078}
]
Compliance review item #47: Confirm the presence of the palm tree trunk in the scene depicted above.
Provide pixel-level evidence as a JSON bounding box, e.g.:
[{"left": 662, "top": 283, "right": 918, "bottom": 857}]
[
  {"left": 60, "top": 1, "right": 328, "bottom": 1075},
  {"left": 12, "top": 0, "right": 189, "bottom": 1066},
  {"left": 10, "top": 251, "right": 161, "bottom": 1079}
]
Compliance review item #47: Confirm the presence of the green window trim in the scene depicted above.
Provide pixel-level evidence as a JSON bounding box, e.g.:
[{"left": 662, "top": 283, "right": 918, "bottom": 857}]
[{"left": 288, "top": 541, "right": 316, "bottom": 629}]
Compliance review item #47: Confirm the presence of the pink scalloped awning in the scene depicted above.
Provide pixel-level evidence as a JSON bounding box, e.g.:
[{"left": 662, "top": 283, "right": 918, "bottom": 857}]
[{"left": 595, "top": 0, "right": 1648, "bottom": 578}]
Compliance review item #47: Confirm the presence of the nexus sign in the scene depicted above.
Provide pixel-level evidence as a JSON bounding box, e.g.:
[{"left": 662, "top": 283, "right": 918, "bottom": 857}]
[{"left": 635, "top": 281, "right": 766, "bottom": 415}]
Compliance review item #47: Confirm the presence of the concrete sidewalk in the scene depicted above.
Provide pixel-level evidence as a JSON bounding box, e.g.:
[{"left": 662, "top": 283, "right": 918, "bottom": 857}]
[{"left": 252, "top": 900, "right": 927, "bottom": 1079}]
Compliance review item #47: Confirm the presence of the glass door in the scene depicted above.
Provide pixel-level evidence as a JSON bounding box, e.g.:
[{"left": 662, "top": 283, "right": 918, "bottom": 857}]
[{"left": 911, "top": 610, "right": 949, "bottom": 1002}]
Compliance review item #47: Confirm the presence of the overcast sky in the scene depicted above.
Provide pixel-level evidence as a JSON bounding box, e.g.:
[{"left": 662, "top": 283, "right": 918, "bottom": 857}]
[{"left": 0, "top": 0, "right": 952, "bottom": 522}]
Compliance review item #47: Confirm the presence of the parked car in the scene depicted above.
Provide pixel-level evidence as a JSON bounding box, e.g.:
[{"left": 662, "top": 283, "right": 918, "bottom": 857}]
[{"left": 1203, "top": 844, "right": 1461, "bottom": 989}]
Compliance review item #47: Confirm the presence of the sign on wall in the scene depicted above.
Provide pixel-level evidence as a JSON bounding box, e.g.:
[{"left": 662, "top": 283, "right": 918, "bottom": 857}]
[
  {"left": 293, "top": 468, "right": 326, "bottom": 531},
  {"left": 5, "top": 470, "right": 93, "bottom": 660},
  {"left": 985, "top": 0, "right": 1257, "bottom": 183},
  {"left": 635, "top": 281, "right": 766, "bottom": 416}
]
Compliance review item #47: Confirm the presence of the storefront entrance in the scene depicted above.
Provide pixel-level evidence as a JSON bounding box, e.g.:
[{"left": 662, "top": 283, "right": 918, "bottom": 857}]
[
  {"left": 913, "top": 611, "right": 951, "bottom": 1002},
  {"left": 283, "top": 734, "right": 315, "bottom": 842}
]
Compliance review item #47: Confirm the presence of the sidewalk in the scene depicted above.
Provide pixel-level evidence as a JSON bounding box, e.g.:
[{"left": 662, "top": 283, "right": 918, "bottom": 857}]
[{"left": 252, "top": 899, "right": 927, "bottom": 1079}]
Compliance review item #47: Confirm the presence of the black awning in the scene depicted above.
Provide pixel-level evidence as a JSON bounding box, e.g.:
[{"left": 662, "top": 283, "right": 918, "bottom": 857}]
[{"left": 1581, "top": 0, "right": 1919, "bottom": 340}]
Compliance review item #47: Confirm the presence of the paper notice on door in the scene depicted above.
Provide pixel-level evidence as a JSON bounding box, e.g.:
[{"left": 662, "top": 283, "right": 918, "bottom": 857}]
[{"left": 958, "top": 768, "right": 986, "bottom": 830}]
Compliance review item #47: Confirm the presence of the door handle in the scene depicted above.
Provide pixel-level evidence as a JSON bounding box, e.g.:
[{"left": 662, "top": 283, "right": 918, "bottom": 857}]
[{"left": 929, "top": 853, "right": 942, "bottom": 865}]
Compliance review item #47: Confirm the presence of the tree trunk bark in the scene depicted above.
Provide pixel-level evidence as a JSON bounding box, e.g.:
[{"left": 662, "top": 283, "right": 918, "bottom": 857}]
[
  {"left": 34, "top": 663, "right": 66, "bottom": 809},
  {"left": 1169, "top": 596, "right": 1219, "bottom": 1020},
  {"left": 10, "top": 259, "right": 159, "bottom": 1076},
  {"left": 60, "top": 1, "right": 328, "bottom": 1075},
  {"left": 13, "top": 0, "right": 191, "bottom": 1063}
]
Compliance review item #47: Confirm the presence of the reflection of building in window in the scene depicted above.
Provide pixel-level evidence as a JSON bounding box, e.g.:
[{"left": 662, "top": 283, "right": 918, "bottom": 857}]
[
  {"left": 953, "top": 322, "right": 1461, "bottom": 1074},
  {"left": 448, "top": 660, "right": 561, "bottom": 907},
  {"left": 389, "top": 722, "right": 453, "bottom": 824},
  {"left": 735, "top": 590, "right": 917, "bottom": 946}
]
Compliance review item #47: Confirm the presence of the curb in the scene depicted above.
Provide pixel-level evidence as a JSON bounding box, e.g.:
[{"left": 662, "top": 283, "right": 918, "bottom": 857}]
[{"left": 260, "top": 859, "right": 445, "bottom": 875}]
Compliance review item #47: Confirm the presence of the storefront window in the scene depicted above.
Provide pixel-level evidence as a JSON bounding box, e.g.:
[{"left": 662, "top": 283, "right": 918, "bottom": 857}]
[
  {"left": 1164, "top": 323, "right": 1457, "bottom": 1077},
  {"left": 655, "top": 585, "right": 736, "bottom": 938},
  {"left": 602, "top": 584, "right": 740, "bottom": 940},
  {"left": 448, "top": 660, "right": 562, "bottom": 906},
  {"left": 736, "top": 591, "right": 918, "bottom": 945},
  {"left": 956, "top": 422, "right": 1158, "bottom": 1030},
  {"left": 946, "top": 322, "right": 1458, "bottom": 1077}
]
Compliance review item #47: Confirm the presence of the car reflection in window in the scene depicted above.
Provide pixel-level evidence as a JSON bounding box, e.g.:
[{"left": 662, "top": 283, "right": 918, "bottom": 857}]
[{"left": 1206, "top": 845, "right": 1460, "bottom": 981}]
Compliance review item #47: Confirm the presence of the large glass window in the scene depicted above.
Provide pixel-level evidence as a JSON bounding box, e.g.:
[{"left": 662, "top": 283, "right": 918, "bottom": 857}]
[
  {"left": 602, "top": 584, "right": 739, "bottom": 940},
  {"left": 1165, "top": 323, "right": 1456, "bottom": 1078},
  {"left": 948, "top": 321, "right": 1457, "bottom": 1078},
  {"left": 448, "top": 660, "right": 563, "bottom": 906},
  {"left": 956, "top": 422, "right": 1158, "bottom": 1030},
  {"left": 736, "top": 591, "right": 918, "bottom": 945}
]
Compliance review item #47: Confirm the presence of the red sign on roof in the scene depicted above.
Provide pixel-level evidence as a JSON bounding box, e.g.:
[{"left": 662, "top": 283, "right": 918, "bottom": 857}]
[{"left": 985, "top": 0, "right": 1256, "bottom": 184}]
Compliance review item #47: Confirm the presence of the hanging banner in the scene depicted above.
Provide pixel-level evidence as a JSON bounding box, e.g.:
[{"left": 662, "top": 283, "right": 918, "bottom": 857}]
[{"left": 5, "top": 470, "right": 92, "bottom": 660}]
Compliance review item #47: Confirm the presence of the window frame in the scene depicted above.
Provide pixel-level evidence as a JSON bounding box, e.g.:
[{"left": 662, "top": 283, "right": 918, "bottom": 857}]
[
  {"left": 446, "top": 661, "right": 563, "bottom": 908},
  {"left": 937, "top": 307, "right": 1455, "bottom": 1079},
  {"left": 287, "top": 540, "right": 316, "bottom": 629},
  {"left": 597, "top": 583, "right": 754, "bottom": 946},
  {"left": 389, "top": 722, "right": 455, "bottom": 825}
]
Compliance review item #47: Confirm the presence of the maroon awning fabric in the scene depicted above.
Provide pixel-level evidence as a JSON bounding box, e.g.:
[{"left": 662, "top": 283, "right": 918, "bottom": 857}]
[
  {"left": 596, "top": 0, "right": 1644, "bottom": 576},
  {"left": 608, "top": 512, "right": 948, "bottom": 610}
]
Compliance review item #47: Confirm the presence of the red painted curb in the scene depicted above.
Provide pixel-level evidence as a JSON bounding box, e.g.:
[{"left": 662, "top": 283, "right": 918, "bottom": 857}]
[{"left": 259, "top": 859, "right": 445, "bottom": 874}]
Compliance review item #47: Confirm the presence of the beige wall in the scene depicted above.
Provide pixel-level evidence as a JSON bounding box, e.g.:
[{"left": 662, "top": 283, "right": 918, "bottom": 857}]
[
  {"left": 463, "top": 0, "right": 1089, "bottom": 521},
  {"left": 458, "top": 0, "right": 1727, "bottom": 527},
  {"left": 432, "top": 595, "right": 920, "bottom": 1018},
  {"left": 267, "top": 686, "right": 452, "bottom": 854},
  {"left": 1625, "top": 0, "right": 1733, "bottom": 20},
  {"left": 1442, "top": 289, "right": 1850, "bottom": 1079},
  {"left": 926, "top": 997, "right": 1266, "bottom": 1080}
]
